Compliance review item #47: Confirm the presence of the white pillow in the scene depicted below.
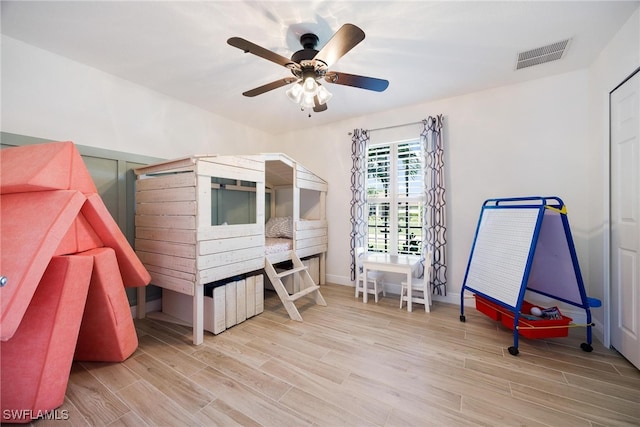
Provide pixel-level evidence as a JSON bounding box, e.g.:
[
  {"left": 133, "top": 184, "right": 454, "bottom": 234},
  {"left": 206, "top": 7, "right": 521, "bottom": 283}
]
[{"left": 265, "top": 216, "right": 293, "bottom": 238}]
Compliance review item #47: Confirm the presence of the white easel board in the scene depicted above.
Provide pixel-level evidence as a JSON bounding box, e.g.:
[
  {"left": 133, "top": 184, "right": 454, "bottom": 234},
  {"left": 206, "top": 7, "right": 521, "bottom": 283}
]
[
  {"left": 461, "top": 196, "right": 594, "bottom": 355},
  {"left": 463, "top": 206, "right": 542, "bottom": 308}
]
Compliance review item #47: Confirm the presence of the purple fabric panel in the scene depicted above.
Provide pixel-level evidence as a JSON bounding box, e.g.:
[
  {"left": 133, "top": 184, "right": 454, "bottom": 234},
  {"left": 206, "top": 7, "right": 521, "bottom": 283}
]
[{"left": 527, "top": 210, "right": 582, "bottom": 304}]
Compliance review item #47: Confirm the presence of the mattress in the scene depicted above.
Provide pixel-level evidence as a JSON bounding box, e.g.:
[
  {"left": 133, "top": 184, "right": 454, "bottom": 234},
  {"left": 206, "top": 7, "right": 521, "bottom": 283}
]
[{"left": 265, "top": 237, "right": 292, "bottom": 255}]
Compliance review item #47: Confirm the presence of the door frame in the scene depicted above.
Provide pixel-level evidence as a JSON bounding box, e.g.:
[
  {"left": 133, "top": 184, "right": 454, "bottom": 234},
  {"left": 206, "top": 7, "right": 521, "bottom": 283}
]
[{"left": 607, "top": 66, "right": 640, "bottom": 349}]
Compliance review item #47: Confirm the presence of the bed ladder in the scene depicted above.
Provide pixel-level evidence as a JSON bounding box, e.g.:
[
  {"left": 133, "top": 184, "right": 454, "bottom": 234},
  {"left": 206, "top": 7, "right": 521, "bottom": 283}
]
[{"left": 264, "top": 252, "right": 327, "bottom": 321}]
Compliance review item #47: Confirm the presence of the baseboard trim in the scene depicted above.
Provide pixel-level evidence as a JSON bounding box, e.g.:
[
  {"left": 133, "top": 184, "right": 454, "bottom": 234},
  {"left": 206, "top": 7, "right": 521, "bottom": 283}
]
[{"left": 130, "top": 298, "right": 161, "bottom": 318}]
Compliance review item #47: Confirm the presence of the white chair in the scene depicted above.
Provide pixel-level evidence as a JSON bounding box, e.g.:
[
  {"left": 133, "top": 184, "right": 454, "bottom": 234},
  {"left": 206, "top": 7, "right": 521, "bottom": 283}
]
[
  {"left": 355, "top": 247, "right": 386, "bottom": 302},
  {"left": 400, "top": 252, "right": 432, "bottom": 312}
]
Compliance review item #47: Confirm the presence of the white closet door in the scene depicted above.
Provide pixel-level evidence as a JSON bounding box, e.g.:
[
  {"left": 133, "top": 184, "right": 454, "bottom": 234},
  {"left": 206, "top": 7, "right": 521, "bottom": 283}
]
[{"left": 610, "top": 70, "right": 640, "bottom": 369}]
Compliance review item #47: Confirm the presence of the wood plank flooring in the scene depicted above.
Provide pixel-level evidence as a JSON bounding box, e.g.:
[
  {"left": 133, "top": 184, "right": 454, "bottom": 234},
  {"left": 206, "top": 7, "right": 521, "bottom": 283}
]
[{"left": 18, "top": 284, "right": 640, "bottom": 426}]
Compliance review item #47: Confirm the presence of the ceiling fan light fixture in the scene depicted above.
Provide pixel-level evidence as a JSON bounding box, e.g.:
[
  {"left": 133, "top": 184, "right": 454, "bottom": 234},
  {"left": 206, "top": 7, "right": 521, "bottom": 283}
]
[
  {"left": 287, "top": 76, "right": 332, "bottom": 110},
  {"left": 286, "top": 83, "right": 303, "bottom": 103},
  {"left": 300, "top": 93, "right": 316, "bottom": 109},
  {"left": 316, "top": 85, "right": 333, "bottom": 105},
  {"left": 302, "top": 76, "right": 319, "bottom": 95}
]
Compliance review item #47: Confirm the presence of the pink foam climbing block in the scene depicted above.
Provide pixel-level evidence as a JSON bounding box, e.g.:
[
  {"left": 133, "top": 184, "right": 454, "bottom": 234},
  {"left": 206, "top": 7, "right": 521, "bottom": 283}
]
[
  {"left": 1, "top": 255, "right": 93, "bottom": 424},
  {"left": 74, "top": 247, "right": 138, "bottom": 362},
  {"left": 0, "top": 190, "right": 86, "bottom": 341},
  {"left": 56, "top": 213, "right": 104, "bottom": 256},
  {"left": 0, "top": 141, "right": 97, "bottom": 195},
  {"left": 81, "top": 193, "right": 151, "bottom": 288}
]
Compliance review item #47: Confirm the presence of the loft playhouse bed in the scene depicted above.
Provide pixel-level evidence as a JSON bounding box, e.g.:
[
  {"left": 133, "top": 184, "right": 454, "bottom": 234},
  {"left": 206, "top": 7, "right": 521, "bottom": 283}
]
[
  {"left": 134, "top": 153, "right": 328, "bottom": 345},
  {"left": 459, "top": 196, "right": 601, "bottom": 356}
]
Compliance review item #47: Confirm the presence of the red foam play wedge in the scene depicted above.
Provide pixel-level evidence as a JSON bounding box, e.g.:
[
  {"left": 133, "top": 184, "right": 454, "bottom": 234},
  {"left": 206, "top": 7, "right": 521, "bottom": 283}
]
[
  {"left": 0, "top": 190, "right": 86, "bottom": 341},
  {"left": 0, "top": 141, "right": 97, "bottom": 195},
  {"left": 81, "top": 193, "right": 151, "bottom": 288},
  {"left": 1, "top": 255, "right": 93, "bottom": 423},
  {"left": 74, "top": 247, "right": 138, "bottom": 362},
  {"left": 56, "top": 212, "right": 104, "bottom": 256}
]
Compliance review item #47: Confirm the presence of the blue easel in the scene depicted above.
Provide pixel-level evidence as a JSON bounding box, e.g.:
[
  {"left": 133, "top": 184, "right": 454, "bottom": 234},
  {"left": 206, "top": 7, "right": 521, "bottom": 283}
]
[{"left": 459, "top": 196, "right": 599, "bottom": 356}]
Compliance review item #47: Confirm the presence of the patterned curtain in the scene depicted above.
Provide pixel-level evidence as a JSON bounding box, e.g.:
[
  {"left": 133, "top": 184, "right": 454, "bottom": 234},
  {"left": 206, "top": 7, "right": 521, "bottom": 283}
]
[
  {"left": 350, "top": 129, "right": 369, "bottom": 281},
  {"left": 421, "top": 115, "right": 447, "bottom": 295}
]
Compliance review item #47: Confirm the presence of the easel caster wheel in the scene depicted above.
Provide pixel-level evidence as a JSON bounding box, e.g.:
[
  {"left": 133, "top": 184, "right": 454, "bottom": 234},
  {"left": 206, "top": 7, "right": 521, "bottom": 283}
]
[
  {"left": 508, "top": 346, "right": 519, "bottom": 356},
  {"left": 459, "top": 315, "right": 466, "bottom": 322},
  {"left": 580, "top": 343, "right": 593, "bottom": 352}
]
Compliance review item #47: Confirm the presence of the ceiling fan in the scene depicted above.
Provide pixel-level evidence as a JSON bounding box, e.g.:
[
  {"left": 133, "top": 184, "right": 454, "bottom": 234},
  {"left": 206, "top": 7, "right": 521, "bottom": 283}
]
[{"left": 227, "top": 23, "right": 389, "bottom": 113}]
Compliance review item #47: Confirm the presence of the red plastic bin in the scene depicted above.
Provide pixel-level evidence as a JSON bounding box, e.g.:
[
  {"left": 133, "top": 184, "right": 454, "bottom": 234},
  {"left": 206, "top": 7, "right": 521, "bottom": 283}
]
[
  {"left": 501, "top": 300, "right": 572, "bottom": 339},
  {"left": 474, "top": 294, "right": 502, "bottom": 321},
  {"left": 475, "top": 295, "right": 572, "bottom": 339}
]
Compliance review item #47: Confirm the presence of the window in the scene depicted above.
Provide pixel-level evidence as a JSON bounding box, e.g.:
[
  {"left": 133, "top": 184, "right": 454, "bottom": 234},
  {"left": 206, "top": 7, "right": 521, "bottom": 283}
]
[{"left": 366, "top": 139, "right": 423, "bottom": 255}]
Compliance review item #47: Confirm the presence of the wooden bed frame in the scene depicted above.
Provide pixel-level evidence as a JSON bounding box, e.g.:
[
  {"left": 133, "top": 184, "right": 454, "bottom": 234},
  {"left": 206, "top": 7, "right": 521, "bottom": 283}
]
[{"left": 133, "top": 153, "right": 327, "bottom": 344}]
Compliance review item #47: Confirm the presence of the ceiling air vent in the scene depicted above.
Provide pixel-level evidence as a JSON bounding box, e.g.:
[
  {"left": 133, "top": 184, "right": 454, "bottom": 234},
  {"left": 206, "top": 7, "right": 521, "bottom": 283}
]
[{"left": 516, "top": 38, "right": 571, "bottom": 70}]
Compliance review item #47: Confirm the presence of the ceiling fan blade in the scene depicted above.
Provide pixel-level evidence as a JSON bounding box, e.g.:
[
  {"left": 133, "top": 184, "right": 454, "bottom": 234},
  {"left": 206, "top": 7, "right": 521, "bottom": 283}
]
[
  {"left": 314, "top": 23, "right": 365, "bottom": 67},
  {"left": 242, "top": 77, "right": 298, "bottom": 97},
  {"left": 228, "top": 37, "right": 299, "bottom": 70},
  {"left": 313, "top": 96, "right": 328, "bottom": 113},
  {"left": 324, "top": 71, "right": 389, "bottom": 92}
]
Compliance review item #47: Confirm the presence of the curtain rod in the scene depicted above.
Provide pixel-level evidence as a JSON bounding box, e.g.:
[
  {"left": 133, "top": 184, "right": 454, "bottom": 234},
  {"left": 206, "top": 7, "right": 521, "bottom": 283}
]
[
  {"left": 348, "top": 120, "right": 424, "bottom": 135},
  {"left": 369, "top": 120, "right": 424, "bottom": 132}
]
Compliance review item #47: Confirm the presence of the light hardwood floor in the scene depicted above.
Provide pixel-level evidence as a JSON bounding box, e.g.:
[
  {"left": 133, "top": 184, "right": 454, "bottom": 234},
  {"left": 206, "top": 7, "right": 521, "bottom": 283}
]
[{"left": 23, "top": 284, "right": 640, "bottom": 426}]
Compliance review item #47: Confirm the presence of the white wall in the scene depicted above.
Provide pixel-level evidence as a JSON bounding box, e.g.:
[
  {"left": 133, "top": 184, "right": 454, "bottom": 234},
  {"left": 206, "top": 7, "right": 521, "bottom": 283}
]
[
  {"left": 1, "top": 36, "right": 274, "bottom": 158},
  {"left": 274, "top": 70, "right": 591, "bottom": 308},
  {"left": 587, "top": 8, "right": 640, "bottom": 344}
]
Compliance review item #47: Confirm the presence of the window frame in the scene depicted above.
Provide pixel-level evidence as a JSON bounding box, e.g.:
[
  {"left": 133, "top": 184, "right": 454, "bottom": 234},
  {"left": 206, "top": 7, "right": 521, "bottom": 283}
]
[{"left": 366, "top": 138, "right": 424, "bottom": 255}]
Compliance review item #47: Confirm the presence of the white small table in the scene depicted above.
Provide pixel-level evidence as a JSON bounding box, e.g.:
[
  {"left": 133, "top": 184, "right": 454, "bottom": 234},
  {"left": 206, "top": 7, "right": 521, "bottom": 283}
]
[{"left": 362, "top": 252, "right": 422, "bottom": 311}]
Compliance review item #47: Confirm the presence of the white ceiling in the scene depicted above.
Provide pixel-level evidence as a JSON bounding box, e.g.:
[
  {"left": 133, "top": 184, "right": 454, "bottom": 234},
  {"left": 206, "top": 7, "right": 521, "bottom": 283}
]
[{"left": 2, "top": 1, "right": 638, "bottom": 135}]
